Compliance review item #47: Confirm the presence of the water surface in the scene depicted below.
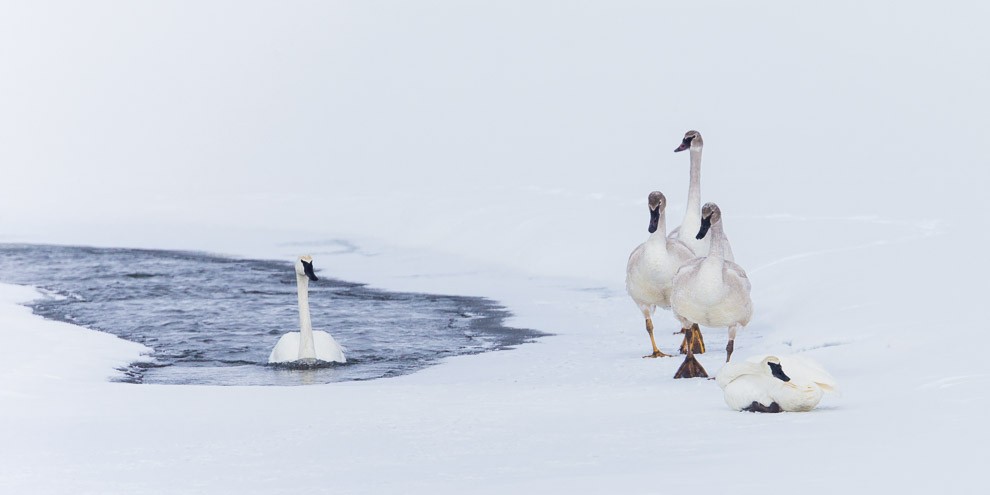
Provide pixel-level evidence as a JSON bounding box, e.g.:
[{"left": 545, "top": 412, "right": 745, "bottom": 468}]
[{"left": 0, "top": 244, "right": 544, "bottom": 385}]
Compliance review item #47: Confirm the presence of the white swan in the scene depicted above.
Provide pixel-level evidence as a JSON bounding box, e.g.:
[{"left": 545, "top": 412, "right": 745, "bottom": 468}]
[
  {"left": 268, "top": 255, "right": 346, "bottom": 365},
  {"left": 671, "top": 202, "right": 752, "bottom": 378},
  {"left": 625, "top": 191, "right": 696, "bottom": 358},
  {"left": 716, "top": 355, "right": 838, "bottom": 412},
  {"left": 670, "top": 130, "right": 735, "bottom": 262}
]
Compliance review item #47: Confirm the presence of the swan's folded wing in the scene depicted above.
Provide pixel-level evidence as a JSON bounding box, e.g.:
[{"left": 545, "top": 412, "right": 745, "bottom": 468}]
[
  {"left": 715, "top": 360, "right": 757, "bottom": 389},
  {"left": 780, "top": 355, "right": 839, "bottom": 392},
  {"left": 723, "top": 261, "right": 752, "bottom": 291}
]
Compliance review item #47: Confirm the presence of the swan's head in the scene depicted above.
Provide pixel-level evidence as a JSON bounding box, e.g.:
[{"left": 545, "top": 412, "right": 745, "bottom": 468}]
[
  {"left": 696, "top": 202, "right": 722, "bottom": 239},
  {"left": 674, "top": 130, "right": 703, "bottom": 153},
  {"left": 647, "top": 191, "right": 666, "bottom": 233},
  {"left": 762, "top": 356, "right": 791, "bottom": 382},
  {"left": 296, "top": 255, "right": 319, "bottom": 281}
]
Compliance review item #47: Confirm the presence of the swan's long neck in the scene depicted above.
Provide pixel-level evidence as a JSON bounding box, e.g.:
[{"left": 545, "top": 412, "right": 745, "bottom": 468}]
[
  {"left": 683, "top": 147, "right": 703, "bottom": 230},
  {"left": 706, "top": 220, "right": 726, "bottom": 261},
  {"left": 297, "top": 274, "right": 316, "bottom": 360},
  {"left": 648, "top": 208, "right": 668, "bottom": 244}
]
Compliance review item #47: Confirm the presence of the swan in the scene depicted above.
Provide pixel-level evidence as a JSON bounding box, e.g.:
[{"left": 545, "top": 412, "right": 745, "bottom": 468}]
[
  {"left": 670, "top": 130, "right": 735, "bottom": 262},
  {"left": 268, "top": 255, "right": 346, "bottom": 365},
  {"left": 716, "top": 355, "right": 838, "bottom": 412},
  {"left": 625, "top": 191, "right": 697, "bottom": 358},
  {"left": 670, "top": 202, "right": 752, "bottom": 378}
]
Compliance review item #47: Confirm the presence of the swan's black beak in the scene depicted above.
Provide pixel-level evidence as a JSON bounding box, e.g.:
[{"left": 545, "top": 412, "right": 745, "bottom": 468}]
[
  {"left": 696, "top": 216, "right": 712, "bottom": 240},
  {"left": 768, "top": 362, "right": 791, "bottom": 382},
  {"left": 648, "top": 207, "right": 660, "bottom": 233},
  {"left": 674, "top": 138, "right": 692, "bottom": 152},
  {"left": 301, "top": 260, "right": 319, "bottom": 281}
]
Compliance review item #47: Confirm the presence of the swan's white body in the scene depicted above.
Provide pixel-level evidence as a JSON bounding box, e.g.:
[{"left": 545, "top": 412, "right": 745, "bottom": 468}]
[
  {"left": 670, "top": 131, "right": 735, "bottom": 261},
  {"left": 268, "top": 256, "right": 346, "bottom": 365},
  {"left": 716, "top": 355, "right": 838, "bottom": 412},
  {"left": 626, "top": 206, "right": 695, "bottom": 314},
  {"left": 625, "top": 192, "right": 695, "bottom": 357},
  {"left": 671, "top": 203, "right": 751, "bottom": 359}
]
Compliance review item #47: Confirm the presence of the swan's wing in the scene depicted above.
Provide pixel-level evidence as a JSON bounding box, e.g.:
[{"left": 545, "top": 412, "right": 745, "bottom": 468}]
[
  {"left": 715, "top": 360, "right": 759, "bottom": 389},
  {"left": 268, "top": 332, "right": 301, "bottom": 364},
  {"left": 722, "top": 232, "right": 736, "bottom": 263},
  {"left": 668, "top": 225, "right": 682, "bottom": 240},
  {"left": 723, "top": 261, "right": 752, "bottom": 290},
  {"left": 312, "top": 330, "right": 347, "bottom": 363},
  {"left": 674, "top": 257, "right": 705, "bottom": 279},
  {"left": 666, "top": 238, "right": 696, "bottom": 263},
  {"left": 626, "top": 242, "right": 646, "bottom": 275},
  {"left": 627, "top": 242, "right": 645, "bottom": 265},
  {"left": 780, "top": 355, "right": 839, "bottom": 392}
]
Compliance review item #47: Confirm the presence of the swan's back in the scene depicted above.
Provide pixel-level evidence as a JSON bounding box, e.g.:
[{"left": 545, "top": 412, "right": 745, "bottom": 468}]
[{"left": 268, "top": 331, "right": 346, "bottom": 364}]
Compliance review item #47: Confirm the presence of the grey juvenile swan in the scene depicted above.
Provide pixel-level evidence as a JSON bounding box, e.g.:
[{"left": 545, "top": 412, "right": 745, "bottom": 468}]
[
  {"left": 670, "top": 203, "right": 752, "bottom": 378},
  {"left": 625, "top": 191, "right": 695, "bottom": 358}
]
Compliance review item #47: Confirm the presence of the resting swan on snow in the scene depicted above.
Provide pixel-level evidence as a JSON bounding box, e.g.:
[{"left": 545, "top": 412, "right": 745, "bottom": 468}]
[
  {"left": 268, "top": 255, "right": 346, "bottom": 365},
  {"left": 625, "top": 191, "right": 696, "bottom": 358},
  {"left": 670, "top": 202, "right": 751, "bottom": 378},
  {"left": 716, "top": 355, "right": 838, "bottom": 412}
]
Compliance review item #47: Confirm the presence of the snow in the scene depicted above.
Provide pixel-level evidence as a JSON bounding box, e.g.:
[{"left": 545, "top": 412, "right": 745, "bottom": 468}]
[{"left": 1, "top": 1, "right": 988, "bottom": 493}]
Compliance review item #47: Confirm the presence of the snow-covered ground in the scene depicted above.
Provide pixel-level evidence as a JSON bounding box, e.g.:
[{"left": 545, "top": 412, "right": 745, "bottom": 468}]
[{"left": 1, "top": 1, "right": 988, "bottom": 493}]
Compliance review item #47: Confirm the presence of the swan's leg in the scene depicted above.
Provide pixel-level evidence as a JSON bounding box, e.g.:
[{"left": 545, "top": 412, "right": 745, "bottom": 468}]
[
  {"left": 641, "top": 306, "right": 670, "bottom": 358},
  {"left": 674, "top": 326, "right": 709, "bottom": 379},
  {"left": 726, "top": 324, "right": 740, "bottom": 362},
  {"left": 679, "top": 323, "right": 706, "bottom": 355}
]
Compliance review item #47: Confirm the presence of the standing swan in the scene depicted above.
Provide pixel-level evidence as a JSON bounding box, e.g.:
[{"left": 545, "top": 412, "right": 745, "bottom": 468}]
[
  {"left": 716, "top": 355, "right": 838, "bottom": 412},
  {"left": 268, "top": 255, "right": 346, "bottom": 365},
  {"left": 625, "top": 192, "right": 696, "bottom": 358},
  {"left": 670, "top": 130, "right": 735, "bottom": 262},
  {"left": 671, "top": 203, "right": 752, "bottom": 378}
]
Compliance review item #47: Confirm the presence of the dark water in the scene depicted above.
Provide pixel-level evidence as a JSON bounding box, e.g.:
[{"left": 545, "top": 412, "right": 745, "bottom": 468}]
[{"left": 0, "top": 244, "right": 544, "bottom": 385}]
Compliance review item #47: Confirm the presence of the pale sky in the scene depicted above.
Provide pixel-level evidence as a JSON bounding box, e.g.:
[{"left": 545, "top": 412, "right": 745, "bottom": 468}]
[{"left": 1, "top": 1, "right": 987, "bottom": 249}]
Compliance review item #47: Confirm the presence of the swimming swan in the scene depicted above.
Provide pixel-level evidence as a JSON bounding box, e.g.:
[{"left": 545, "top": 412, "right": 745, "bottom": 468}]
[
  {"left": 671, "top": 202, "right": 752, "bottom": 378},
  {"left": 670, "top": 130, "right": 735, "bottom": 262},
  {"left": 625, "top": 191, "right": 696, "bottom": 358},
  {"left": 716, "top": 355, "right": 838, "bottom": 412},
  {"left": 268, "top": 255, "right": 346, "bottom": 365}
]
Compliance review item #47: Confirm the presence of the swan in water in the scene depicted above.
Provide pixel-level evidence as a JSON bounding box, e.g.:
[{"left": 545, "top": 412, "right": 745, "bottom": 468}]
[
  {"left": 671, "top": 202, "right": 752, "bottom": 378},
  {"left": 268, "top": 255, "right": 346, "bottom": 365},
  {"left": 670, "top": 130, "right": 735, "bottom": 262},
  {"left": 625, "top": 191, "right": 697, "bottom": 358},
  {"left": 716, "top": 355, "right": 838, "bottom": 412}
]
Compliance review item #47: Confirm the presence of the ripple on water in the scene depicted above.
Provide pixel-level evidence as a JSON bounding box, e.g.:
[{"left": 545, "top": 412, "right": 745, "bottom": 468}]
[{"left": 0, "top": 244, "right": 546, "bottom": 386}]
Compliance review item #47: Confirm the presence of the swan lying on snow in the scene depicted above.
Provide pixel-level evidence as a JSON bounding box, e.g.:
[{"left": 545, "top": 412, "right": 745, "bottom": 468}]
[
  {"left": 625, "top": 191, "right": 696, "bottom": 358},
  {"left": 268, "top": 255, "right": 346, "bottom": 365},
  {"left": 716, "top": 355, "right": 838, "bottom": 412}
]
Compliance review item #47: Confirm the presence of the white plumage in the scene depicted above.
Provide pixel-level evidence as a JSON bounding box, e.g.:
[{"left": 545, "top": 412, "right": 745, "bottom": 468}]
[
  {"left": 671, "top": 202, "right": 752, "bottom": 364},
  {"left": 716, "top": 355, "right": 838, "bottom": 412},
  {"left": 268, "top": 255, "right": 346, "bottom": 365},
  {"left": 625, "top": 191, "right": 695, "bottom": 357}
]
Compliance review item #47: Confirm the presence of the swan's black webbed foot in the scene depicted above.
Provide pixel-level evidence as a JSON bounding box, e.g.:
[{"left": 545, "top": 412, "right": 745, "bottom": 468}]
[
  {"left": 742, "top": 401, "right": 782, "bottom": 413},
  {"left": 673, "top": 354, "right": 709, "bottom": 379}
]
